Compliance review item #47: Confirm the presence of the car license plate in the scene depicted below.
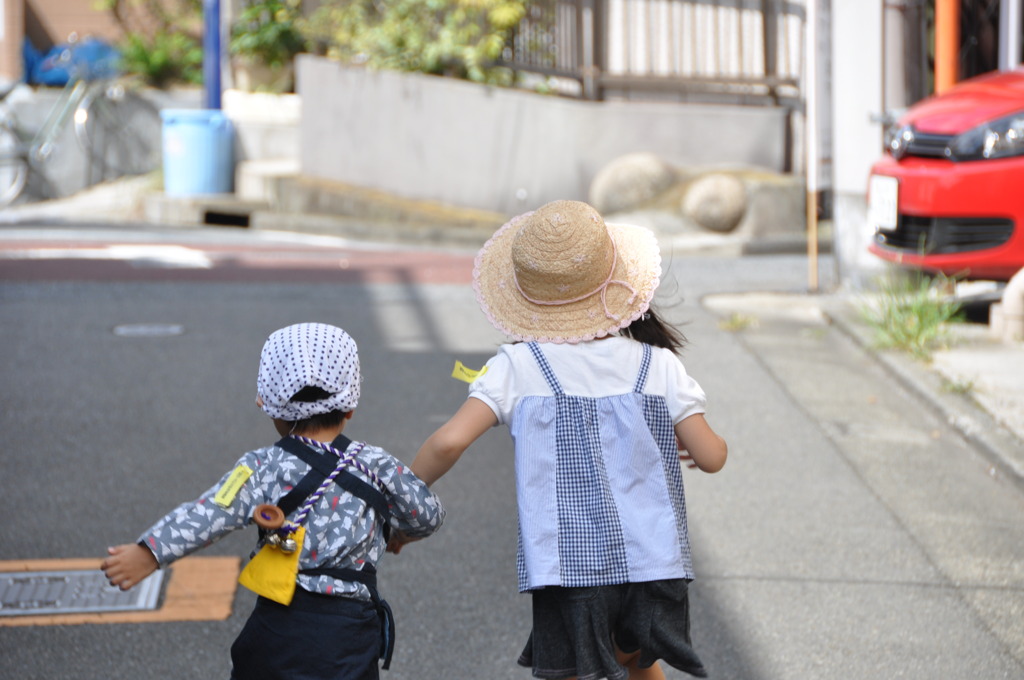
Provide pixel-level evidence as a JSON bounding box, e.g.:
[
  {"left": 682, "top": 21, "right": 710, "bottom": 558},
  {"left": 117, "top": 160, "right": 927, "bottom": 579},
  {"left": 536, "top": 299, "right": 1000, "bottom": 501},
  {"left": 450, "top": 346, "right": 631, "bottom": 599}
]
[{"left": 868, "top": 174, "right": 898, "bottom": 231}]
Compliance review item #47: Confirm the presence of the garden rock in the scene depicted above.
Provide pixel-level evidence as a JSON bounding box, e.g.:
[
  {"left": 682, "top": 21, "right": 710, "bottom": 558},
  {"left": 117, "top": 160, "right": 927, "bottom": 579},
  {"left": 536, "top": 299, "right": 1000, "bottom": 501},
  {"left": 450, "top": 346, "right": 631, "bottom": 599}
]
[
  {"left": 681, "top": 172, "right": 748, "bottom": 233},
  {"left": 588, "top": 153, "right": 677, "bottom": 214}
]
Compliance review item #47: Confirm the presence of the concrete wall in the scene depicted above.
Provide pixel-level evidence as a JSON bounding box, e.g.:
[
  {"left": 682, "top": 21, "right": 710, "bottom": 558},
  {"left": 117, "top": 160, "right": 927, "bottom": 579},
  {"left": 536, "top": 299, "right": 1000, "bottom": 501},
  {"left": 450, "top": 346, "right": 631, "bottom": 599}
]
[
  {"left": 0, "top": 84, "right": 302, "bottom": 205},
  {"left": 0, "top": 85, "right": 202, "bottom": 204},
  {"left": 298, "top": 56, "right": 791, "bottom": 216}
]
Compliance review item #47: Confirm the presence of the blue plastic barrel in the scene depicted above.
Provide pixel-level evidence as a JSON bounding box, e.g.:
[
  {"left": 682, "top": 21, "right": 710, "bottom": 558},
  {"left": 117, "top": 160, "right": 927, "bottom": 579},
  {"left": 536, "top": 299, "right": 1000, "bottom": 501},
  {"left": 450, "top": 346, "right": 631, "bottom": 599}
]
[{"left": 160, "top": 109, "right": 234, "bottom": 196}]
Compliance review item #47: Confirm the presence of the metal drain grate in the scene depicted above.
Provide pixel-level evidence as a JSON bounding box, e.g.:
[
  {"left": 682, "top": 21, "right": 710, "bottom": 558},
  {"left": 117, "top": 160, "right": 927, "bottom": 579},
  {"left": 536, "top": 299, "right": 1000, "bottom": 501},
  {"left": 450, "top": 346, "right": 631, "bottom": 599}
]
[{"left": 0, "top": 570, "right": 164, "bottom": 617}]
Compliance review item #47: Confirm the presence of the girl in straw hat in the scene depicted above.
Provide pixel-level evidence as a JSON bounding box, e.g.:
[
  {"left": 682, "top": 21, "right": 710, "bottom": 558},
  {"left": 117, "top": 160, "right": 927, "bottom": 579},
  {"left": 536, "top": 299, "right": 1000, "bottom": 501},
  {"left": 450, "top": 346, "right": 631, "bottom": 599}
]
[{"left": 394, "top": 200, "right": 727, "bottom": 680}]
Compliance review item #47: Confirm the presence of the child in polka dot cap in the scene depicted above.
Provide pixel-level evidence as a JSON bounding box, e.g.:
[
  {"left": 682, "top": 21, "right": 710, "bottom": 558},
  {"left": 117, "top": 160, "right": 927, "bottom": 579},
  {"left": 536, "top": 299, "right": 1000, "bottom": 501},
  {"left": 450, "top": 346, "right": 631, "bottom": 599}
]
[{"left": 102, "top": 323, "right": 445, "bottom": 679}]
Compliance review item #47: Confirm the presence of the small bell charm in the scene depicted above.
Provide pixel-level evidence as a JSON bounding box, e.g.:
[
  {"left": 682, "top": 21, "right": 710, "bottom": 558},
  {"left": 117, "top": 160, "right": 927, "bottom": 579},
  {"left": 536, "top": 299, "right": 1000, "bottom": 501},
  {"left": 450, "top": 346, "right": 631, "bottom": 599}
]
[
  {"left": 266, "top": 533, "right": 282, "bottom": 548},
  {"left": 280, "top": 536, "right": 298, "bottom": 554}
]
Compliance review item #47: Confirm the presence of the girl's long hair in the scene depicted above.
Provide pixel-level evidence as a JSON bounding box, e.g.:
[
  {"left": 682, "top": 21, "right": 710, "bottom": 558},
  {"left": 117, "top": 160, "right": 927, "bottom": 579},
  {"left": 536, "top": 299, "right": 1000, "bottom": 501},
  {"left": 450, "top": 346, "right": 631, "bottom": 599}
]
[{"left": 619, "top": 306, "right": 687, "bottom": 355}]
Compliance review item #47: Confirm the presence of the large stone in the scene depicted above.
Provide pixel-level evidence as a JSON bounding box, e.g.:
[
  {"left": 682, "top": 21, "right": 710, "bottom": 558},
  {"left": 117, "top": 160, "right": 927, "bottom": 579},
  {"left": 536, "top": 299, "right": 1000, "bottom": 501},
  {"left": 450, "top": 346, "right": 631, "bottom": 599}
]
[
  {"left": 588, "top": 153, "right": 678, "bottom": 214},
  {"left": 681, "top": 172, "right": 748, "bottom": 233}
]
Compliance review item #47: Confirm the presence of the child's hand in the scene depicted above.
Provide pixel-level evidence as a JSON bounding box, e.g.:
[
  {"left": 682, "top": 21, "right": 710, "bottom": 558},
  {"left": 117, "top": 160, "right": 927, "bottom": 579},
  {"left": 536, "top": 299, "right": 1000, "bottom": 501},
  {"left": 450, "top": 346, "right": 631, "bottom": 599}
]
[
  {"left": 386, "top": 530, "right": 421, "bottom": 555},
  {"left": 678, "top": 449, "right": 699, "bottom": 469},
  {"left": 675, "top": 415, "right": 727, "bottom": 473},
  {"left": 101, "top": 543, "right": 158, "bottom": 591},
  {"left": 676, "top": 433, "right": 698, "bottom": 469}
]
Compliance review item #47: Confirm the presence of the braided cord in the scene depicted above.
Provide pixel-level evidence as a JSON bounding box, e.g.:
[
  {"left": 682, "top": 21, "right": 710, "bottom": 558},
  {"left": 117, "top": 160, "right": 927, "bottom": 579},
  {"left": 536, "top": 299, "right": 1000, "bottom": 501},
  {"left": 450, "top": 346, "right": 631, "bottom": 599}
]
[{"left": 282, "top": 435, "right": 385, "bottom": 534}]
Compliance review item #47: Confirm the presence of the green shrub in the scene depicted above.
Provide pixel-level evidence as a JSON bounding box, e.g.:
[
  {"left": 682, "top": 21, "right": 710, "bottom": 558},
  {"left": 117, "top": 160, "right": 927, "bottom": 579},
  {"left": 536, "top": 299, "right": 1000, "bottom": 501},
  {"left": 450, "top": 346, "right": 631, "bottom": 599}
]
[
  {"left": 100, "top": 0, "right": 204, "bottom": 88},
  {"left": 118, "top": 32, "right": 203, "bottom": 87},
  {"left": 305, "top": 0, "right": 526, "bottom": 85},
  {"left": 230, "top": 0, "right": 307, "bottom": 69}
]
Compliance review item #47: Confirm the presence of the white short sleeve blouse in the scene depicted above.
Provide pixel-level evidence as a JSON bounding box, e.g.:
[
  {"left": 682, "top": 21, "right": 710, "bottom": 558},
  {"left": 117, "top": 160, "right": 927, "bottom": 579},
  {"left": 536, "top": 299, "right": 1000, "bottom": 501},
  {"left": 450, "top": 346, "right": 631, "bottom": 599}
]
[{"left": 469, "top": 336, "right": 707, "bottom": 427}]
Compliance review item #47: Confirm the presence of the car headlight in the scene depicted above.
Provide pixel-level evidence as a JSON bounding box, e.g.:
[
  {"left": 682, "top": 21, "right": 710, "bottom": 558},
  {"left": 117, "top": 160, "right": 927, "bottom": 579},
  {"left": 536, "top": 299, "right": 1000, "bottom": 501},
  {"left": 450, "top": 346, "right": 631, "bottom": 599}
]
[
  {"left": 884, "top": 124, "right": 914, "bottom": 159},
  {"left": 948, "top": 111, "right": 1024, "bottom": 161}
]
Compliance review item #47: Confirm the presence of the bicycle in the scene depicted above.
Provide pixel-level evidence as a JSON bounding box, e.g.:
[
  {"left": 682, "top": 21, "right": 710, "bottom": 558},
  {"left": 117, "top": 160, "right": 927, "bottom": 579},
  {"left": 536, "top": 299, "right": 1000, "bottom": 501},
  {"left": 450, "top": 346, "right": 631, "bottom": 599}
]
[{"left": 0, "top": 39, "right": 162, "bottom": 208}]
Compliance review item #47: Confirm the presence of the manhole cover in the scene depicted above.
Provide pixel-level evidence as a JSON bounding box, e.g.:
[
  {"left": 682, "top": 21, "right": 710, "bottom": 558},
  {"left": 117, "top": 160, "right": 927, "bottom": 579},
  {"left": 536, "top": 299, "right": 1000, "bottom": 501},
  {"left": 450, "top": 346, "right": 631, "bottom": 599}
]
[
  {"left": 0, "top": 570, "right": 163, "bottom": 617},
  {"left": 112, "top": 323, "right": 185, "bottom": 338}
]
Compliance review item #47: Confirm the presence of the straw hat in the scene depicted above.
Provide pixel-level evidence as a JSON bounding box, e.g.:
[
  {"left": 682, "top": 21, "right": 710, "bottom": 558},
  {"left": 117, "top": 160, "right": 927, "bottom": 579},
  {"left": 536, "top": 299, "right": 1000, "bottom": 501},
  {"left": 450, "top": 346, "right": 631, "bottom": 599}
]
[{"left": 473, "top": 200, "right": 662, "bottom": 344}]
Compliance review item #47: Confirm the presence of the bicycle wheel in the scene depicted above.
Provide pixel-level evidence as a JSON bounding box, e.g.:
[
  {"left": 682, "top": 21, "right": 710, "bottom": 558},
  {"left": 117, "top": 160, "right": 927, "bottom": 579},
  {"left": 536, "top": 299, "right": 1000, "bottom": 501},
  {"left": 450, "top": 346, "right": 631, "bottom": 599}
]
[
  {"left": 74, "top": 80, "right": 162, "bottom": 178},
  {"left": 0, "top": 123, "right": 28, "bottom": 207}
]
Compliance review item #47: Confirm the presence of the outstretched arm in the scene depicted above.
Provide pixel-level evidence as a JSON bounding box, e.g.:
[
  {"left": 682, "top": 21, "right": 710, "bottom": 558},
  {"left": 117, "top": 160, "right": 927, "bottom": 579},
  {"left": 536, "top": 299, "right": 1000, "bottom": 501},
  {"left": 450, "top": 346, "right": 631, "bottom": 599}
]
[
  {"left": 411, "top": 397, "right": 497, "bottom": 486},
  {"left": 101, "top": 543, "right": 159, "bottom": 591},
  {"left": 675, "top": 413, "right": 727, "bottom": 473},
  {"left": 389, "top": 398, "right": 497, "bottom": 554}
]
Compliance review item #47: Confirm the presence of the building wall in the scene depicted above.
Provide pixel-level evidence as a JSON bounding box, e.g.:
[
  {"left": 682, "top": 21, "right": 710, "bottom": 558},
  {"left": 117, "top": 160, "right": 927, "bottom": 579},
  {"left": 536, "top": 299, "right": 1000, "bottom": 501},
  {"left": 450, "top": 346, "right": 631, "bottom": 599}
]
[
  {"left": 25, "top": 0, "right": 122, "bottom": 46},
  {"left": 830, "top": 0, "right": 886, "bottom": 289},
  {"left": 1, "top": 0, "right": 26, "bottom": 82},
  {"left": 1, "top": 0, "right": 123, "bottom": 83}
]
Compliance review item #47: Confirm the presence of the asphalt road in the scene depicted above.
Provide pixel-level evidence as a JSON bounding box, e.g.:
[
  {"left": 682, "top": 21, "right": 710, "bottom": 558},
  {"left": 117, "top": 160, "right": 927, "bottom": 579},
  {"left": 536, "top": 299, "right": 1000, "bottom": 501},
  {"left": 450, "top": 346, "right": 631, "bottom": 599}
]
[{"left": 1, "top": 224, "right": 1021, "bottom": 679}]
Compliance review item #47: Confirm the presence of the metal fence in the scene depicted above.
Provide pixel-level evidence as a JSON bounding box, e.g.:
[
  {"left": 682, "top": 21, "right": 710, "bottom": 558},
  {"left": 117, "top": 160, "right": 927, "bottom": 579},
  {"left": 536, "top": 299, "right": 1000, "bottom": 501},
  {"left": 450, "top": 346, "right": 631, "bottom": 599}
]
[{"left": 503, "top": 0, "right": 805, "bottom": 105}]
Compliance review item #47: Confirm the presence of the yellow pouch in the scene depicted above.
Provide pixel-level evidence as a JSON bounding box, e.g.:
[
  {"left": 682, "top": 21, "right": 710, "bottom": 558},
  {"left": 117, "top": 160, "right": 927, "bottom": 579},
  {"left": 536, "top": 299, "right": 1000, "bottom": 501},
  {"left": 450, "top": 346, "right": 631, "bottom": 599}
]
[{"left": 237, "top": 526, "right": 305, "bottom": 605}]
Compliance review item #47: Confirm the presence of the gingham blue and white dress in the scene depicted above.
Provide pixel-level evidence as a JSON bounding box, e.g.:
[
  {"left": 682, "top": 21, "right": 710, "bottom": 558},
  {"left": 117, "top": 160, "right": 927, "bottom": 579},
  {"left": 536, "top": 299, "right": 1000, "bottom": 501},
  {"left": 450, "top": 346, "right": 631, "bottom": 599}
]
[{"left": 468, "top": 337, "right": 705, "bottom": 593}]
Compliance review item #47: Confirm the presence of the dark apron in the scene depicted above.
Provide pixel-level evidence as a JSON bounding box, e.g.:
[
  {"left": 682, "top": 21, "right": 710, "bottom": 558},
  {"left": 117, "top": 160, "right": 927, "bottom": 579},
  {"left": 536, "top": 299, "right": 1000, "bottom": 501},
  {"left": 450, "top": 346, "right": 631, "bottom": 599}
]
[{"left": 270, "top": 434, "right": 396, "bottom": 669}]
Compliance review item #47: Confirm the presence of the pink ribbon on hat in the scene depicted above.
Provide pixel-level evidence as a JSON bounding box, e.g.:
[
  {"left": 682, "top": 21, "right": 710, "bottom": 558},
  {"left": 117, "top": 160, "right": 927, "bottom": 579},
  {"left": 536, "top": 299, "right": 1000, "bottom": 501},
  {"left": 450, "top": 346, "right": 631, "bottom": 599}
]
[{"left": 512, "top": 238, "right": 638, "bottom": 320}]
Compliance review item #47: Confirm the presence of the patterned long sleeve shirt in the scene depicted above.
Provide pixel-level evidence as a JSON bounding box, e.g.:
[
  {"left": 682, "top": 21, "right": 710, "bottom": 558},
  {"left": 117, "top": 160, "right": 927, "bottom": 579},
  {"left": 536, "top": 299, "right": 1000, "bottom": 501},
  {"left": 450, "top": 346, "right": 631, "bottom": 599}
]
[{"left": 138, "top": 437, "right": 444, "bottom": 601}]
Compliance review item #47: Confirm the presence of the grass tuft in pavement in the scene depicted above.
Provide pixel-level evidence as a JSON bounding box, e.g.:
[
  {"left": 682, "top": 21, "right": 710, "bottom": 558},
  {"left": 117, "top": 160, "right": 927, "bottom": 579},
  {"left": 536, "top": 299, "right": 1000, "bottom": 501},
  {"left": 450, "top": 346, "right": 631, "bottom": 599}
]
[{"left": 858, "top": 270, "right": 965, "bottom": 360}]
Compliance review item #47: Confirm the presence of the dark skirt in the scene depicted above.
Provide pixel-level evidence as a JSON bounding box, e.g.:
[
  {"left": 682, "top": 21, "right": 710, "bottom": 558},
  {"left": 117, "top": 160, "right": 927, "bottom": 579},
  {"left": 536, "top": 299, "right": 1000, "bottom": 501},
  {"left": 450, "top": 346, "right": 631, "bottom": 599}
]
[
  {"left": 230, "top": 589, "right": 381, "bottom": 680},
  {"left": 518, "top": 579, "right": 707, "bottom": 680}
]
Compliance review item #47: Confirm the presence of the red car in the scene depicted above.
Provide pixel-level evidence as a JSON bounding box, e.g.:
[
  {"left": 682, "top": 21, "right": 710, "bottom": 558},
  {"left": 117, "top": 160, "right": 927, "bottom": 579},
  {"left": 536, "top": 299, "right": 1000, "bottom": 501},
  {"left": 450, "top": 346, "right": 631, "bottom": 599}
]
[{"left": 868, "top": 68, "right": 1024, "bottom": 281}]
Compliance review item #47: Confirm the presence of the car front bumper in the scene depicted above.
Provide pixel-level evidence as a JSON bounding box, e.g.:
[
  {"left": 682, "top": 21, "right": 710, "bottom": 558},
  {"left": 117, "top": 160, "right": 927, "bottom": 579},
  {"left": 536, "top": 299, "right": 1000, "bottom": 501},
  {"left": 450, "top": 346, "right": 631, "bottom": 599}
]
[{"left": 868, "top": 154, "right": 1024, "bottom": 281}]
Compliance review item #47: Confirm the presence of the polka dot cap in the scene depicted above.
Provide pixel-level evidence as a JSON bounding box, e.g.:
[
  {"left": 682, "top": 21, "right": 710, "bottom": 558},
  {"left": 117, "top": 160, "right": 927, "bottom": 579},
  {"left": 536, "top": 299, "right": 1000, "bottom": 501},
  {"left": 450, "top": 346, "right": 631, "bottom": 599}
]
[{"left": 257, "top": 323, "right": 361, "bottom": 421}]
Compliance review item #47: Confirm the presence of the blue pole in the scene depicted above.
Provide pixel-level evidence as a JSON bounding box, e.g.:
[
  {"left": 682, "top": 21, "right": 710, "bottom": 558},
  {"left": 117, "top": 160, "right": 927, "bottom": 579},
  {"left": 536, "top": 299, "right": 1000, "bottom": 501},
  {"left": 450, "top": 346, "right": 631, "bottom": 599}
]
[{"left": 203, "top": 0, "right": 222, "bottom": 109}]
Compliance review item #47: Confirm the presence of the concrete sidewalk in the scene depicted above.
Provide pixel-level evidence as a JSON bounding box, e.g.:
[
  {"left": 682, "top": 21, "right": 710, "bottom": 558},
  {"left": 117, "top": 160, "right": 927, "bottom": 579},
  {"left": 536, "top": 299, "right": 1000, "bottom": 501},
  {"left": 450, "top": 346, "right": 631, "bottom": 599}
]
[
  {"left": 704, "top": 292, "right": 1024, "bottom": 494},
  {"left": 689, "top": 285, "right": 1024, "bottom": 678},
  {"left": 826, "top": 295, "right": 1024, "bottom": 488}
]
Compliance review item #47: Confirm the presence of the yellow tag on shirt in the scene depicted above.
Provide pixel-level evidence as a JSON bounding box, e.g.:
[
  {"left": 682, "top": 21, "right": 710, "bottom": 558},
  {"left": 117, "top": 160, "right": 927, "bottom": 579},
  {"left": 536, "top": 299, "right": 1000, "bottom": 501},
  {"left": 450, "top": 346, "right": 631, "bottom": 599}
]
[
  {"left": 213, "top": 465, "right": 253, "bottom": 508},
  {"left": 237, "top": 526, "right": 304, "bottom": 605},
  {"left": 452, "top": 361, "right": 487, "bottom": 383}
]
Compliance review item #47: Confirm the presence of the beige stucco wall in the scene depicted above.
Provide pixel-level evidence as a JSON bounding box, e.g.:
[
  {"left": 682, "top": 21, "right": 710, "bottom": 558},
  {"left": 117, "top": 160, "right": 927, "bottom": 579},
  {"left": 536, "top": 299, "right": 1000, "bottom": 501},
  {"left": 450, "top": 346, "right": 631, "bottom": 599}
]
[
  {"left": 1, "top": 0, "right": 122, "bottom": 83},
  {"left": 26, "top": 0, "right": 121, "bottom": 45},
  {"left": 1, "top": 0, "right": 26, "bottom": 82}
]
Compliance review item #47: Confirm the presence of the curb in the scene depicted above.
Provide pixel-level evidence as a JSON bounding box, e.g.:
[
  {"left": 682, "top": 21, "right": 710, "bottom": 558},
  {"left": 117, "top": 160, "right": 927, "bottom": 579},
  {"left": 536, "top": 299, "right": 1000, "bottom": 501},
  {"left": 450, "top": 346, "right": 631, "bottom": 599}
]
[{"left": 822, "top": 296, "right": 1024, "bottom": 492}]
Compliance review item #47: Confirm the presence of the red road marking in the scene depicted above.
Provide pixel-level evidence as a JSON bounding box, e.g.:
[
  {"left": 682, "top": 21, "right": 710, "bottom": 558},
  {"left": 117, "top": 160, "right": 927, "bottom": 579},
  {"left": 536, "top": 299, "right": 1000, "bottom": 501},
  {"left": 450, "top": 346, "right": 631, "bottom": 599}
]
[{"left": 0, "top": 241, "right": 477, "bottom": 284}]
